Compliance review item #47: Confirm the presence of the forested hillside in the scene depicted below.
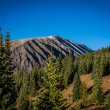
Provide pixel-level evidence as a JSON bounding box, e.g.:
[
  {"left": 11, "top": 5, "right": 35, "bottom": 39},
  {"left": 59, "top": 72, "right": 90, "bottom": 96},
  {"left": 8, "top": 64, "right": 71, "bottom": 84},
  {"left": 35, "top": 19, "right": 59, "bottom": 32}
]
[{"left": 0, "top": 31, "right": 110, "bottom": 110}]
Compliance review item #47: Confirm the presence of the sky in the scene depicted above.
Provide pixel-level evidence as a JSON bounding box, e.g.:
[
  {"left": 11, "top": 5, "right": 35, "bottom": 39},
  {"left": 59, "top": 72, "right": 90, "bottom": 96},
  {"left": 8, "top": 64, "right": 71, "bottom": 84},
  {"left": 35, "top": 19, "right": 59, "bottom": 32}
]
[{"left": 0, "top": 0, "right": 110, "bottom": 50}]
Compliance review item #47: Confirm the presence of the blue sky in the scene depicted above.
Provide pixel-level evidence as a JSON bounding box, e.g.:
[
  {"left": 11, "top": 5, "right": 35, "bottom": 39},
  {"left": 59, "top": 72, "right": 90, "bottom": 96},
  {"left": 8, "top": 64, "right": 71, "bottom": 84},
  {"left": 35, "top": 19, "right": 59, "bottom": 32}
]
[{"left": 0, "top": 0, "right": 110, "bottom": 50}]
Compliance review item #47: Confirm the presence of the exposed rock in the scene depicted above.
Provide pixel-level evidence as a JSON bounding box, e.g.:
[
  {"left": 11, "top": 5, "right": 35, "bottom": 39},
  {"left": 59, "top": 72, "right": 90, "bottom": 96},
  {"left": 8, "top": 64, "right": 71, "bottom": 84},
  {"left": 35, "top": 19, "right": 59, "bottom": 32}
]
[{"left": 10, "top": 35, "right": 92, "bottom": 70}]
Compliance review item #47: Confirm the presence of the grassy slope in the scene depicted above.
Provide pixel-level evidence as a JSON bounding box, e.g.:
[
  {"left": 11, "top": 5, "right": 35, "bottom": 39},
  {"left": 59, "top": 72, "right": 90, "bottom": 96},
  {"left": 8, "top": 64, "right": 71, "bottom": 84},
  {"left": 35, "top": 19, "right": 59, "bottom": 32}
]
[{"left": 62, "top": 74, "right": 110, "bottom": 110}]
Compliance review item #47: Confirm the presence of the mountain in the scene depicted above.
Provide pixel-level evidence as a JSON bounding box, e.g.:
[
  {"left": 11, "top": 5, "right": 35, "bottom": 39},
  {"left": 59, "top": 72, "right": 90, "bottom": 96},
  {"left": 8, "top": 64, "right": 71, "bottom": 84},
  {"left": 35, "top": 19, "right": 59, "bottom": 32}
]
[{"left": 10, "top": 35, "right": 92, "bottom": 70}]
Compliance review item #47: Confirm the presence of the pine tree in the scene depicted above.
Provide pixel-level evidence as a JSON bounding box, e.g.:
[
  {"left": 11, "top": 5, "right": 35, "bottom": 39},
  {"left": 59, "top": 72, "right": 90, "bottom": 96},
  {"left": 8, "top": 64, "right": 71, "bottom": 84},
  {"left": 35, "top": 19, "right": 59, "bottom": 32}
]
[
  {"left": 99, "top": 56, "right": 106, "bottom": 76},
  {"left": 34, "top": 53, "right": 67, "bottom": 110},
  {"left": 17, "top": 73, "right": 29, "bottom": 110},
  {"left": 5, "top": 31, "right": 10, "bottom": 56},
  {"left": 28, "top": 66, "right": 37, "bottom": 97},
  {"left": 92, "top": 57, "right": 104, "bottom": 103},
  {"left": 80, "top": 82, "right": 88, "bottom": 105},
  {"left": 78, "top": 56, "right": 86, "bottom": 74},
  {"left": 55, "top": 54, "right": 64, "bottom": 89},
  {"left": 14, "top": 68, "right": 26, "bottom": 94},
  {"left": 0, "top": 31, "right": 16, "bottom": 110},
  {"left": 104, "top": 90, "right": 110, "bottom": 110},
  {"left": 85, "top": 54, "right": 93, "bottom": 73},
  {"left": 35, "top": 89, "right": 52, "bottom": 110},
  {"left": 80, "top": 83, "right": 87, "bottom": 99},
  {"left": 62, "top": 52, "right": 73, "bottom": 87},
  {"left": 72, "top": 72, "right": 81, "bottom": 102}
]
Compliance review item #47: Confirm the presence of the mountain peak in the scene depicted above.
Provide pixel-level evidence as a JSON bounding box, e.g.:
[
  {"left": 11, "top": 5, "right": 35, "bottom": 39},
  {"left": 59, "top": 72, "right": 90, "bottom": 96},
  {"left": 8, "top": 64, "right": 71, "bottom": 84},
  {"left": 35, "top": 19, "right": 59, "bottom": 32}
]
[{"left": 10, "top": 36, "right": 92, "bottom": 70}]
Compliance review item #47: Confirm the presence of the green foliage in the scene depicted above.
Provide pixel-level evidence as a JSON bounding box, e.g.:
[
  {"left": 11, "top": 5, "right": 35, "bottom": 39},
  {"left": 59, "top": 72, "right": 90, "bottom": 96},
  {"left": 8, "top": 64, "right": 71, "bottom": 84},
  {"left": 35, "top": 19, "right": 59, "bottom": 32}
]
[
  {"left": 80, "top": 82, "right": 87, "bottom": 103},
  {"left": 62, "top": 53, "right": 74, "bottom": 87},
  {"left": 92, "top": 58, "right": 104, "bottom": 103},
  {"left": 35, "top": 89, "right": 52, "bottom": 110},
  {"left": 0, "top": 31, "right": 16, "bottom": 110},
  {"left": 72, "top": 72, "right": 81, "bottom": 102},
  {"left": 28, "top": 66, "right": 37, "bottom": 96},
  {"left": 5, "top": 32, "right": 10, "bottom": 56},
  {"left": 14, "top": 68, "right": 26, "bottom": 94},
  {"left": 17, "top": 73, "right": 29, "bottom": 110},
  {"left": 35, "top": 53, "right": 67, "bottom": 110},
  {"left": 103, "top": 91, "right": 110, "bottom": 110},
  {"left": 55, "top": 54, "right": 64, "bottom": 89},
  {"left": 0, "top": 30, "right": 109, "bottom": 110}
]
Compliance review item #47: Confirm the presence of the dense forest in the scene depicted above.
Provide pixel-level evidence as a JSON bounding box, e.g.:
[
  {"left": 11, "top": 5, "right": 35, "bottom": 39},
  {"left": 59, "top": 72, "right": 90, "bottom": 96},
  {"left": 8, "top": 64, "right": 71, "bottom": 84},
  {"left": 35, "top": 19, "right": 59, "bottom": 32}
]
[{"left": 0, "top": 31, "right": 110, "bottom": 110}]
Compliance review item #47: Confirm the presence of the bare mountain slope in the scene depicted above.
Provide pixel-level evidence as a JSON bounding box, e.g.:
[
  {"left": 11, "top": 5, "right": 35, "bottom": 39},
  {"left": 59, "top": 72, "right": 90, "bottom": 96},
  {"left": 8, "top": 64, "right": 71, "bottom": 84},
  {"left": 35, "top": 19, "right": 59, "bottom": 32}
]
[{"left": 10, "top": 36, "right": 92, "bottom": 70}]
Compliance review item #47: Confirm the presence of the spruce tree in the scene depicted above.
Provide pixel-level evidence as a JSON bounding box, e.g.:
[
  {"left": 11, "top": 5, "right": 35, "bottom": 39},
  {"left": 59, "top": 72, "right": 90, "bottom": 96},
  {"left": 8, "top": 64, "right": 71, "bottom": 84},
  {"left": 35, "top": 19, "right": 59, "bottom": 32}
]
[
  {"left": 0, "top": 31, "right": 16, "bottom": 110},
  {"left": 34, "top": 53, "right": 67, "bottom": 110},
  {"left": 28, "top": 66, "right": 37, "bottom": 97},
  {"left": 80, "top": 82, "right": 87, "bottom": 105},
  {"left": 92, "top": 57, "right": 104, "bottom": 103},
  {"left": 72, "top": 72, "right": 81, "bottom": 102},
  {"left": 5, "top": 31, "right": 10, "bottom": 56},
  {"left": 14, "top": 68, "right": 26, "bottom": 94},
  {"left": 55, "top": 54, "right": 64, "bottom": 89},
  {"left": 104, "top": 90, "right": 110, "bottom": 110},
  {"left": 99, "top": 56, "right": 106, "bottom": 76},
  {"left": 35, "top": 89, "right": 52, "bottom": 110},
  {"left": 17, "top": 73, "right": 29, "bottom": 110},
  {"left": 62, "top": 53, "right": 73, "bottom": 87},
  {"left": 80, "top": 82, "right": 87, "bottom": 100}
]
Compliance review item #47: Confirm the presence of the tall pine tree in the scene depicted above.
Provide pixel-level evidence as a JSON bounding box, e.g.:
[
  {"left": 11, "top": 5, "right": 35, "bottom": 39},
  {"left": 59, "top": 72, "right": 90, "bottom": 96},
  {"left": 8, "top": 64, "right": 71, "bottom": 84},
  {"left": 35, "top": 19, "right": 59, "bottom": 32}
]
[
  {"left": 17, "top": 72, "right": 29, "bottom": 110},
  {"left": 92, "top": 57, "right": 104, "bottom": 103},
  {"left": 72, "top": 72, "right": 81, "bottom": 102},
  {"left": 0, "top": 31, "right": 16, "bottom": 110},
  {"left": 34, "top": 53, "right": 67, "bottom": 110},
  {"left": 104, "top": 90, "right": 110, "bottom": 110}
]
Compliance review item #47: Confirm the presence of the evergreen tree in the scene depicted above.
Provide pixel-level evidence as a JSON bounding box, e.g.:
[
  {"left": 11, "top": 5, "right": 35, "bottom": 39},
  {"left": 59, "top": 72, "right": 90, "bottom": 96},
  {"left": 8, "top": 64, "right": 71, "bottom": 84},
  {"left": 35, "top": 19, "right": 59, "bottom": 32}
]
[
  {"left": 85, "top": 54, "right": 93, "bottom": 73},
  {"left": 104, "top": 90, "right": 110, "bottom": 110},
  {"left": 99, "top": 56, "right": 107, "bottom": 76},
  {"left": 14, "top": 68, "right": 26, "bottom": 94},
  {"left": 35, "top": 89, "right": 52, "bottom": 110},
  {"left": 34, "top": 53, "right": 67, "bottom": 110},
  {"left": 80, "top": 82, "right": 87, "bottom": 100},
  {"left": 78, "top": 56, "right": 86, "bottom": 74},
  {"left": 92, "top": 57, "right": 104, "bottom": 103},
  {"left": 72, "top": 72, "right": 81, "bottom": 102},
  {"left": 0, "top": 31, "right": 16, "bottom": 110},
  {"left": 5, "top": 31, "right": 10, "bottom": 56},
  {"left": 28, "top": 66, "right": 37, "bottom": 97},
  {"left": 80, "top": 82, "right": 88, "bottom": 105},
  {"left": 62, "top": 53, "right": 73, "bottom": 87},
  {"left": 55, "top": 54, "right": 64, "bottom": 89},
  {"left": 17, "top": 73, "right": 29, "bottom": 110}
]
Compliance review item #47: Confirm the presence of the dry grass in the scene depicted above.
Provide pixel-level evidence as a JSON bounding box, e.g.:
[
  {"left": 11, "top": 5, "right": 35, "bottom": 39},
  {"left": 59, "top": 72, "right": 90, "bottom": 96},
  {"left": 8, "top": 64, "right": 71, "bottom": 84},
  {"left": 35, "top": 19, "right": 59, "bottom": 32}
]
[
  {"left": 62, "top": 74, "right": 110, "bottom": 110},
  {"left": 28, "top": 74, "right": 110, "bottom": 109}
]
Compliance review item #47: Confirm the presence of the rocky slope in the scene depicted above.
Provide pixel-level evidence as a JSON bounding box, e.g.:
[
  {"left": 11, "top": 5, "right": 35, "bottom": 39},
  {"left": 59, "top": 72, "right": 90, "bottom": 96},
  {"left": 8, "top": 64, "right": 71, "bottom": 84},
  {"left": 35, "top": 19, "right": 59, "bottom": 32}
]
[{"left": 10, "top": 35, "right": 92, "bottom": 70}]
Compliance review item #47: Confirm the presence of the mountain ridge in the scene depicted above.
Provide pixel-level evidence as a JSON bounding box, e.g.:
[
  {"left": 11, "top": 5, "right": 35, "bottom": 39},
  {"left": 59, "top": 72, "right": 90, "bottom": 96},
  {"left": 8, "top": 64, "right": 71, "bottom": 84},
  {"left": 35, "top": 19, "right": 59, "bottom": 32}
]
[{"left": 10, "top": 35, "right": 92, "bottom": 70}]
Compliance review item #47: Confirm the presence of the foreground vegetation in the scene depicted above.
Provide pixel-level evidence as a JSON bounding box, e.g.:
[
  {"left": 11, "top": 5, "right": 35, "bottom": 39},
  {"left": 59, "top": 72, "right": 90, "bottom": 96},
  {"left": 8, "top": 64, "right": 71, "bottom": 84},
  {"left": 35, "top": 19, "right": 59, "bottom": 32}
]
[{"left": 0, "top": 31, "right": 110, "bottom": 110}]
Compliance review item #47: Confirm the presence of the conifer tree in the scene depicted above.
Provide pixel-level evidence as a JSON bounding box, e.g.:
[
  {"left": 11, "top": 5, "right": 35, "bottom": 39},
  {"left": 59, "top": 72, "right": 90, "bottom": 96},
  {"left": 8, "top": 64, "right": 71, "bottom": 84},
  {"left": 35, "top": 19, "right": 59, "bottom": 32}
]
[
  {"left": 99, "top": 56, "right": 106, "bottom": 76},
  {"left": 28, "top": 66, "right": 37, "bottom": 97},
  {"left": 92, "top": 57, "right": 104, "bottom": 103},
  {"left": 55, "top": 54, "right": 64, "bottom": 89},
  {"left": 80, "top": 82, "right": 87, "bottom": 100},
  {"left": 85, "top": 54, "right": 93, "bottom": 73},
  {"left": 17, "top": 73, "right": 29, "bottom": 110},
  {"left": 62, "top": 52, "right": 73, "bottom": 87},
  {"left": 78, "top": 56, "right": 86, "bottom": 74},
  {"left": 0, "top": 31, "right": 16, "bottom": 110},
  {"left": 80, "top": 82, "right": 87, "bottom": 105},
  {"left": 5, "top": 31, "right": 10, "bottom": 56},
  {"left": 72, "top": 72, "right": 81, "bottom": 102},
  {"left": 104, "top": 90, "right": 110, "bottom": 110},
  {"left": 35, "top": 53, "right": 67, "bottom": 110},
  {"left": 14, "top": 68, "right": 26, "bottom": 94}
]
